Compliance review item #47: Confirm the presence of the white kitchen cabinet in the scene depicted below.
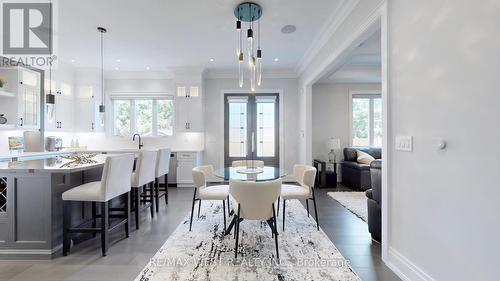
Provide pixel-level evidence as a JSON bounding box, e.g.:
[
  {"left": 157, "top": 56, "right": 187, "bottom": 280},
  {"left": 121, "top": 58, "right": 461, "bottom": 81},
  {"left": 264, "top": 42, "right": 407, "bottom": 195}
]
[
  {"left": 175, "top": 84, "right": 203, "bottom": 132},
  {"left": 75, "top": 98, "right": 97, "bottom": 132},
  {"left": 176, "top": 151, "right": 202, "bottom": 187},
  {"left": 17, "top": 69, "right": 41, "bottom": 130},
  {"left": 54, "top": 94, "right": 73, "bottom": 131}
]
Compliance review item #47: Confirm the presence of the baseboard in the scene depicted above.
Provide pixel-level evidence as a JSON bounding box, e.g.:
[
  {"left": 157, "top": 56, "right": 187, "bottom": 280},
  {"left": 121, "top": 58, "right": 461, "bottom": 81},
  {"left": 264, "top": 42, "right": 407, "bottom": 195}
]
[
  {"left": 0, "top": 244, "right": 62, "bottom": 260},
  {"left": 386, "top": 247, "right": 435, "bottom": 281}
]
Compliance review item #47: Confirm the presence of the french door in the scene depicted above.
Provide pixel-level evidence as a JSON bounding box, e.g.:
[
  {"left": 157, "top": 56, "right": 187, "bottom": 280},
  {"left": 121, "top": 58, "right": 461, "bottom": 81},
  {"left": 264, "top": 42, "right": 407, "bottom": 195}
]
[{"left": 224, "top": 93, "right": 279, "bottom": 167}]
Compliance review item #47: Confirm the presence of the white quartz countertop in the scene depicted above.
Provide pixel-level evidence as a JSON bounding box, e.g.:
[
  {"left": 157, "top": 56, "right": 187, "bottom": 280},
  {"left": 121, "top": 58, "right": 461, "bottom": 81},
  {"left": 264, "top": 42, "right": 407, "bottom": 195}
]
[{"left": 0, "top": 148, "right": 204, "bottom": 162}]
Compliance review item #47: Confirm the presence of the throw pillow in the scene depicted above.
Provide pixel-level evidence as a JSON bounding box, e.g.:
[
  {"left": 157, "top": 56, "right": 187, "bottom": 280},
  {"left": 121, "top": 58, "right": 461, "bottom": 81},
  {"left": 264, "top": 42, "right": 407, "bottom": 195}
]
[{"left": 356, "top": 150, "right": 375, "bottom": 165}]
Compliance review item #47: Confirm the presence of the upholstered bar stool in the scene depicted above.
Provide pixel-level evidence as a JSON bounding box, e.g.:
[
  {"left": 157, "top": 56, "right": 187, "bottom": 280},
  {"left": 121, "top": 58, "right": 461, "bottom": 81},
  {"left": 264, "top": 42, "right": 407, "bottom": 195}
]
[
  {"left": 154, "top": 148, "right": 171, "bottom": 212},
  {"left": 279, "top": 164, "right": 318, "bottom": 231},
  {"left": 190, "top": 165, "right": 229, "bottom": 233},
  {"left": 132, "top": 150, "right": 157, "bottom": 229},
  {"left": 232, "top": 160, "right": 265, "bottom": 168},
  {"left": 62, "top": 154, "right": 135, "bottom": 256}
]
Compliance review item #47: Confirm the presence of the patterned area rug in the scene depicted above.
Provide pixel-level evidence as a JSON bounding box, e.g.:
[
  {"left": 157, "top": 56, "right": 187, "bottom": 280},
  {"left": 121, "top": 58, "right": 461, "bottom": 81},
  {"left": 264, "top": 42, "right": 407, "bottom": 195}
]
[
  {"left": 135, "top": 199, "right": 360, "bottom": 281},
  {"left": 327, "top": 192, "right": 368, "bottom": 222}
]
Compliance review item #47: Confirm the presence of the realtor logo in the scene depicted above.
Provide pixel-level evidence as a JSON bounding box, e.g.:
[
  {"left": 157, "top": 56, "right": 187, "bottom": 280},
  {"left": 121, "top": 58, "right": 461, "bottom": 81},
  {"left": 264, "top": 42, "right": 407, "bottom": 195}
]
[{"left": 1, "top": 1, "right": 57, "bottom": 67}]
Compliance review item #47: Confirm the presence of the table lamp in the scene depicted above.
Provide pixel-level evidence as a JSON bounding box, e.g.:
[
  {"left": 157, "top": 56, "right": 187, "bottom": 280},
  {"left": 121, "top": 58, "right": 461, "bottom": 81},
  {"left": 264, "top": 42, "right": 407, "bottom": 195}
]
[{"left": 326, "top": 138, "right": 341, "bottom": 163}]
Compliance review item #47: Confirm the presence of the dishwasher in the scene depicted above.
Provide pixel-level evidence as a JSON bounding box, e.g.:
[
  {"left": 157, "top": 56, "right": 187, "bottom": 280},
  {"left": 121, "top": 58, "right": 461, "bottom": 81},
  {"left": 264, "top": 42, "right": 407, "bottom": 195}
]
[{"left": 167, "top": 152, "right": 177, "bottom": 186}]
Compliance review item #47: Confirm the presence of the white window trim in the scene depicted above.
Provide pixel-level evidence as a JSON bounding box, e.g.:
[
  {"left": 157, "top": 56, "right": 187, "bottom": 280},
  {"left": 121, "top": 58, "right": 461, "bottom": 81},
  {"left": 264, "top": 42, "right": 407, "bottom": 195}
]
[
  {"left": 108, "top": 94, "right": 175, "bottom": 138},
  {"left": 348, "top": 90, "right": 382, "bottom": 147}
]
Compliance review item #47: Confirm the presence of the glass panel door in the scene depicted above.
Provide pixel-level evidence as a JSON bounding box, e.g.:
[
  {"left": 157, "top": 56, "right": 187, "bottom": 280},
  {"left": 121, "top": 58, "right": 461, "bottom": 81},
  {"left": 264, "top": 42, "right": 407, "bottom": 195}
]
[{"left": 224, "top": 93, "right": 279, "bottom": 167}]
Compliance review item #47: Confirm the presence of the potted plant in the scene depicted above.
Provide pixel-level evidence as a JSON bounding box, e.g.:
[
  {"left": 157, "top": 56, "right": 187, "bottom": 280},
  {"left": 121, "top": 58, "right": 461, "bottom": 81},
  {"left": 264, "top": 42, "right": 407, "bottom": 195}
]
[{"left": 0, "top": 77, "right": 4, "bottom": 89}]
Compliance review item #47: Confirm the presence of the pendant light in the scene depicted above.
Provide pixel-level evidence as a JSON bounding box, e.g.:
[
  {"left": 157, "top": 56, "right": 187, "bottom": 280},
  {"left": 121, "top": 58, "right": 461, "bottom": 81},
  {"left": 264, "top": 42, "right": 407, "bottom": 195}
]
[
  {"left": 234, "top": 2, "right": 262, "bottom": 91},
  {"left": 46, "top": 0, "right": 55, "bottom": 112},
  {"left": 97, "top": 27, "right": 107, "bottom": 127}
]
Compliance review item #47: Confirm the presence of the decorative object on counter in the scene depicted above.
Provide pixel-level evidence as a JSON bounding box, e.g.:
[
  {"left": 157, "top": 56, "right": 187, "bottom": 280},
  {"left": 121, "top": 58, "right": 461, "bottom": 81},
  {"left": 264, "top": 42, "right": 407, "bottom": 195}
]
[
  {"left": 0, "top": 77, "right": 5, "bottom": 89},
  {"left": 97, "top": 27, "right": 107, "bottom": 127},
  {"left": 45, "top": 136, "right": 62, "bottom": 151},
  {"left": 60, "top": 153, "right": 98, "bottom": 168},
  {"left": 23, "top": 131, "right": 42, "bottom": 152},
  {"left": 327, "top": 137, "right": 341, "bottom": 164},
  {"left": 8, "top": 136, "right": 24, "bottom": 155},
  {"left": 0, "top": 114, "right": 7, "bottom": 124}
]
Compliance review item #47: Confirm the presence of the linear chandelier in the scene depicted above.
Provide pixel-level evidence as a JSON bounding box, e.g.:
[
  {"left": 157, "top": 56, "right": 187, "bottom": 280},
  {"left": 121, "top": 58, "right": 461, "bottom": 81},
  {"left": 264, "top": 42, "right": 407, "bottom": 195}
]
[{"left": 235, "top": 2, "right": 262, "bottom": 91}]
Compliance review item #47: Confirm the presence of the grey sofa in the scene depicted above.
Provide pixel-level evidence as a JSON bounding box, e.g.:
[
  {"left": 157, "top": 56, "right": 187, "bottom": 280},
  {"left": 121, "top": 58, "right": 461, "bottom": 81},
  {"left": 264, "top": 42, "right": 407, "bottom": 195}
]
[
  {"left": 340, "top": 147, "right": 381, "bottom": 190},
  {"left": 366, "top": 159, "right": 382, "bottom": 242}
]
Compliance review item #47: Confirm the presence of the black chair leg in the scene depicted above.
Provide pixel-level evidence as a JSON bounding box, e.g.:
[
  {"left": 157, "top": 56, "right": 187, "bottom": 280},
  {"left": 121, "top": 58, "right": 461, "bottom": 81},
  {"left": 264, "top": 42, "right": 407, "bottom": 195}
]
[
  {"left": 155, "top": 178, "right": 160, "bottom": 213},
  {"left": 312, "top": 188, "right": 319, "bottom": 230},
  {"left": 277, "top": 197, "right": 280, "bottom": 216},
  {"left": 272, "top": 203, "right": 279, "bottom": 262},
  {"left": 135, "top": 188, "right": 140, "bottom": 230},
  {"left": 222, "top": 200, "right": 226, "bottom": 233},
  {"left": 165, "top": 175, "right": 169, "bottom": 205},
  {"left": 149, "top": 182, "right": 155, "bottom": 218},
  {"left": 92, "top": 202, "right": 97, "bottom": 237},
  {"left": 306, "top": 199, "right": 310, "bottom": 217},
  {"left": 282, "top": 199, "right": 286, "bottom": 232},
  {"left": 101, "top": 201, "right": 109, "bottom": 256},
  {"left": 227, "top": 195, "right": 230, "bottom": 214},
  {"left": 62, "top": 201, "right": 71, "bottom": 256},
  {"left": 234, "top": 205, "right": 241, "bottom": 260},
  {"left": 189, "top": 188, "right": 197, "bottom": 231},
  {"left": 125, "top": 192, "right": 130, "bottom": 237},
  {"left": 197, "top": 200, "right": 201, "bottom": 218}
]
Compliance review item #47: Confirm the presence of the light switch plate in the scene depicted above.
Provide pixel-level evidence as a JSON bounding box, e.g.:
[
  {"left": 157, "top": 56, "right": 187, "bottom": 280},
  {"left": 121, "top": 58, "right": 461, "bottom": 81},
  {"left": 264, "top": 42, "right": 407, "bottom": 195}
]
[{"left": 395, "top": 136, "right": 413, "bottom": 152}]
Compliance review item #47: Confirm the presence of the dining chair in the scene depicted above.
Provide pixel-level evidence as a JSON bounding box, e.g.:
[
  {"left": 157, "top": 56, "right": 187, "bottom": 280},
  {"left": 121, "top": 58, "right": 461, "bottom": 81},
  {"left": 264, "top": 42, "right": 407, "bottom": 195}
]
[
  {"left": 132, "top": 150, "right": 157, "bottom": 229},
  {"left": 279, "top": 164, "right": 318, "bottom": 231},
  {"left": 154, "top": 148, "right": 171, "bottom": 212},
  {"left": 62, "top": 154, "right": 135, "bottom": 256},
  {"left": 230, "top": 179, "right": 281, "bottom": 262},
  {"left": 190, "top": 165, "right": 229, "bottom": 232},
  {"left": 231, "top": 160, "right": 265, "bottom": 168}
]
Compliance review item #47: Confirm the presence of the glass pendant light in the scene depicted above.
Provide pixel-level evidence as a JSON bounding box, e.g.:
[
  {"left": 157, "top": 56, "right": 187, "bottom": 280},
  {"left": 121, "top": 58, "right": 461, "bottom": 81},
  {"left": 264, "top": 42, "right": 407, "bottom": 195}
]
[
  {"left": 256, "top": 18, "right": 262, "bottom": 86},
  {"left": 98, "top": 27, "right": 107, "bottom": 127},
  {"left": 238, "top": 52, "right": 244, "bottom": 88},
  {"left": 247, "top": 27, "right": 254, "bottom": 66},
  {"left": 250, "top": 58, "right": 256, "bottom": 92},
  {"left": 236, "top": 20, "right": 241, "bottom": 56}
]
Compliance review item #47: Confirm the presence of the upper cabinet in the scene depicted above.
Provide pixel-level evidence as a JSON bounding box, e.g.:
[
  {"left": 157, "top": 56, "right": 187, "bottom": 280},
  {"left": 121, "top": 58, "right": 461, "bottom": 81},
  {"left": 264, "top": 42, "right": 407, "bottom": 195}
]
[
  {"left": 175, "top": 84, "right": 203, "bottom": 132},
  {"left": 0, "top": 67, "right": 41, "bottom": 130}
]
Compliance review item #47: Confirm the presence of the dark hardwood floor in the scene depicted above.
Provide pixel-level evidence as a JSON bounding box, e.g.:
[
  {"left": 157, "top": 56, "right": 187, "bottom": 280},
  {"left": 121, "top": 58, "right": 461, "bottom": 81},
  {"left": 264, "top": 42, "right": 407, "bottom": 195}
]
[{"left": 0, "top": 185, "right": 400, "bottom": 281}]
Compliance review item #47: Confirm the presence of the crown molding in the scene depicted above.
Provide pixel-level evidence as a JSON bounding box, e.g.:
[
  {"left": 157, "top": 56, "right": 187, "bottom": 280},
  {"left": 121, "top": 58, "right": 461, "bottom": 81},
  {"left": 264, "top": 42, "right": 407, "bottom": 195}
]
[
  {"left": 295, "top": 0, "right": 360, "bottom": 76},
  {"left": 203, "top": 68, "right": 297, "bottom": 79}
]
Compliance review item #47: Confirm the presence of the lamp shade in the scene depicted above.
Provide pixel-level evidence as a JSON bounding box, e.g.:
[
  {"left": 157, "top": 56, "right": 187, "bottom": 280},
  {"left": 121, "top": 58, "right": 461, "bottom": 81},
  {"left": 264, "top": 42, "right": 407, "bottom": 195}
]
[{"left": 327, "top": 138, "right": 341, "bottom": 150}]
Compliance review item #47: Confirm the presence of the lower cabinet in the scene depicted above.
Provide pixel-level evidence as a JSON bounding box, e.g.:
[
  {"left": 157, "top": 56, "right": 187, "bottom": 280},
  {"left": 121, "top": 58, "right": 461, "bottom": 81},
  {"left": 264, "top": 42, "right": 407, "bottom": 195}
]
[{"left": 176, "top": 151, "right": 202, "bottom": 187}]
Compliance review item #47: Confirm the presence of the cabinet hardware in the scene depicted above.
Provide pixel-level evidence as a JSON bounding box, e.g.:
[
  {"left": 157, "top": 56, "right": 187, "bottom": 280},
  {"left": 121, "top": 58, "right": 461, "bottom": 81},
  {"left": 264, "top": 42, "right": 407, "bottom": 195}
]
[
  {"left": 91, "top": 122, "right": 94, "bottom": 130},
  {"left": 19, "top": 118, "right": 23, "bottom": 126}
]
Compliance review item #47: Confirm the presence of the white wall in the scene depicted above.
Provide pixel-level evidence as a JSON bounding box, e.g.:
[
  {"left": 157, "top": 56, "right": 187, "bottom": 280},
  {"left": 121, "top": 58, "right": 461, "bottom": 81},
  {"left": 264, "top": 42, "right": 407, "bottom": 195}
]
[
  {"left": 311, "top": 83, "right": 381, "bottom": 161},
  {"left": 387, "top": 1, "right": 500, "bottom": 280},
  {"left": 203, "top": 77, "right": 299, "bottom": 172}
]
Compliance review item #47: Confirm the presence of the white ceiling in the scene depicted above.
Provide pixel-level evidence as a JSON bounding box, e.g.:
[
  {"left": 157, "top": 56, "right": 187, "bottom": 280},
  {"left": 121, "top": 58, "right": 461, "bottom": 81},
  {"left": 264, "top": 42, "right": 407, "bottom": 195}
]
[
  {"left": 56, "top": 0, "right": 344, "bottom": 72},
  {"left": 320, "top": 29, "right": 381, "bottom": 83}
]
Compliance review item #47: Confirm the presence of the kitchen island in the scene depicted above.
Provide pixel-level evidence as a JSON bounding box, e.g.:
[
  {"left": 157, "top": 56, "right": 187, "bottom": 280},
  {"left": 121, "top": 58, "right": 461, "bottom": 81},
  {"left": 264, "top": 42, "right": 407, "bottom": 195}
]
[{"left": 0, "top": 153, "right": 126, "bottom": 259}]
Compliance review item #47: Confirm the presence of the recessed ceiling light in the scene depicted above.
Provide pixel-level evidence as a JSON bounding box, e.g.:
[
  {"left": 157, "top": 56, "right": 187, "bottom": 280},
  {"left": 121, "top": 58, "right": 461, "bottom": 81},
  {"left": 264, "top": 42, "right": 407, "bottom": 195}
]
[
  {"left": 281, "top": 25, "right": 296, "bottom": 34},
  {"left": 114, "top": 67, "right": 119, "bottom": 70},
  {"left": 116, "top": 59, "right": 121, "bottom": 63},
  {"left": 146, "top": 66, "right": 150, "bottom": 70},
  {"left": 209, "top": 58, "right": 215, "bottom": 62},
  {"left": 70, "top": 59, "right": 76, "bottom": 63},
  {"left": 274, "top": 58, "right": 279, "bottom": 62}
]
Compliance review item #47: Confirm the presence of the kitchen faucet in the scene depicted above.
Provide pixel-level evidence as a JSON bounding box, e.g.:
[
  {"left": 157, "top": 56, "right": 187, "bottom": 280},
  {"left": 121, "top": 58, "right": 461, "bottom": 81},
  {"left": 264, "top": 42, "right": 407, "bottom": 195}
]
[{"left": 132, "top": 133, "right": 143, "bottom": 149}]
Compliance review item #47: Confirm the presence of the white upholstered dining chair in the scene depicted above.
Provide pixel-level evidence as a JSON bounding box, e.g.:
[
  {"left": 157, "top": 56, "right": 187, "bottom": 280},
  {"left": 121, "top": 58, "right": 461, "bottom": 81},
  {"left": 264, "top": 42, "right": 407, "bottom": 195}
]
[
  {"left": 62, "top": 154, "right": 135, "bottom": 256},
  {"left": 279, "top": 164, "right": 318, "bottom": 231},
  {"left": 230, "top": 179, "right": 281, "bottom": 261},
  {"left": 190, "top": 165, "right": 229, "bottom": 233},
  {"left": 231, "top": 160, "right": 265, "bottom": 168}
]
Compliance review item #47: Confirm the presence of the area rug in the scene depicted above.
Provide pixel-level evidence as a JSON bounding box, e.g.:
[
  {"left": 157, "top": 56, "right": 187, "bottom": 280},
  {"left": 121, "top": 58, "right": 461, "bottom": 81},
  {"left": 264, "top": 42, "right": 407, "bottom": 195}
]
[
  {"left": 327, "top": 192, "right": 367, "bottom": 222},
  {"left": 135, "top": 199, "right": 360, "bottom": 281}
]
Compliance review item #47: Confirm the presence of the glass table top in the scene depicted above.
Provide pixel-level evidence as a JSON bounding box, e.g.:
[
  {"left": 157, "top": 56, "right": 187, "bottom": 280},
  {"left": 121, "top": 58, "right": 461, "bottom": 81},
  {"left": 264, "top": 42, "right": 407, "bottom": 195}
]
[{"left": 213, "top": 166, "right": 288, "bottom": 181}]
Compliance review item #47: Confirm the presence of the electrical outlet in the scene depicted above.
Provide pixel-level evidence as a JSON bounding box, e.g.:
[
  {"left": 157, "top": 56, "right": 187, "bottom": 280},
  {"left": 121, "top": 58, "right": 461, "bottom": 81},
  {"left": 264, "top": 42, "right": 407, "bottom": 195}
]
[{"left": 395, "top": 136, "right": 413, "bottom": 152}]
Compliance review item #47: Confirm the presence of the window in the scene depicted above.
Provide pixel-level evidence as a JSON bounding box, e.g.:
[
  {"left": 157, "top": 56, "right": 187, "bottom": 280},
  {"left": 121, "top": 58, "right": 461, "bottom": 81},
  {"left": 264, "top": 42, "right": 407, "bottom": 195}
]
[
  {"left": 351, "top": 93, "right": 382, "bottom": 147},
  {"left": 111, "top": 96, "right": 174, "bottom": 137}
]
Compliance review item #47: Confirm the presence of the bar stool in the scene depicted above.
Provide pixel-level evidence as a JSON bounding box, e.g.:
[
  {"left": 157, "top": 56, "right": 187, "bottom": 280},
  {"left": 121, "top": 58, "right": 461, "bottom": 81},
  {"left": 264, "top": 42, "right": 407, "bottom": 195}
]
[
  {"left": 62, "top": 154, "right": 135, "bottom": 256},
  {"left": 154, "top": 148, "right": 171, "bottom": 212},
  {"left": 132, "top": 150, "right": 157, "bottom": 229}
]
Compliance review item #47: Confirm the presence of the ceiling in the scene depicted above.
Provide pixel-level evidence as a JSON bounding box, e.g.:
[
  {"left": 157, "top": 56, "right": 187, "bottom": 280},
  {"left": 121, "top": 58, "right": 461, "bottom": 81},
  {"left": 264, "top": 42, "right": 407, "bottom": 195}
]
[
  {"left": 320, "top": 30, "right": 381, "bottom": 83},
  {"left": 56, "top": 0, "right": 344, "bottom": 72}
]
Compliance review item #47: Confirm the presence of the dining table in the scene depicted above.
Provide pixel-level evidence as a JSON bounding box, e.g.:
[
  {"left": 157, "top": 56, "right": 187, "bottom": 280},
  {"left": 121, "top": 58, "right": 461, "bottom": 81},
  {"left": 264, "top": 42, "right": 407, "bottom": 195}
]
[{"left": 212, "top": 166, "right": 288, "bottom": 235}]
